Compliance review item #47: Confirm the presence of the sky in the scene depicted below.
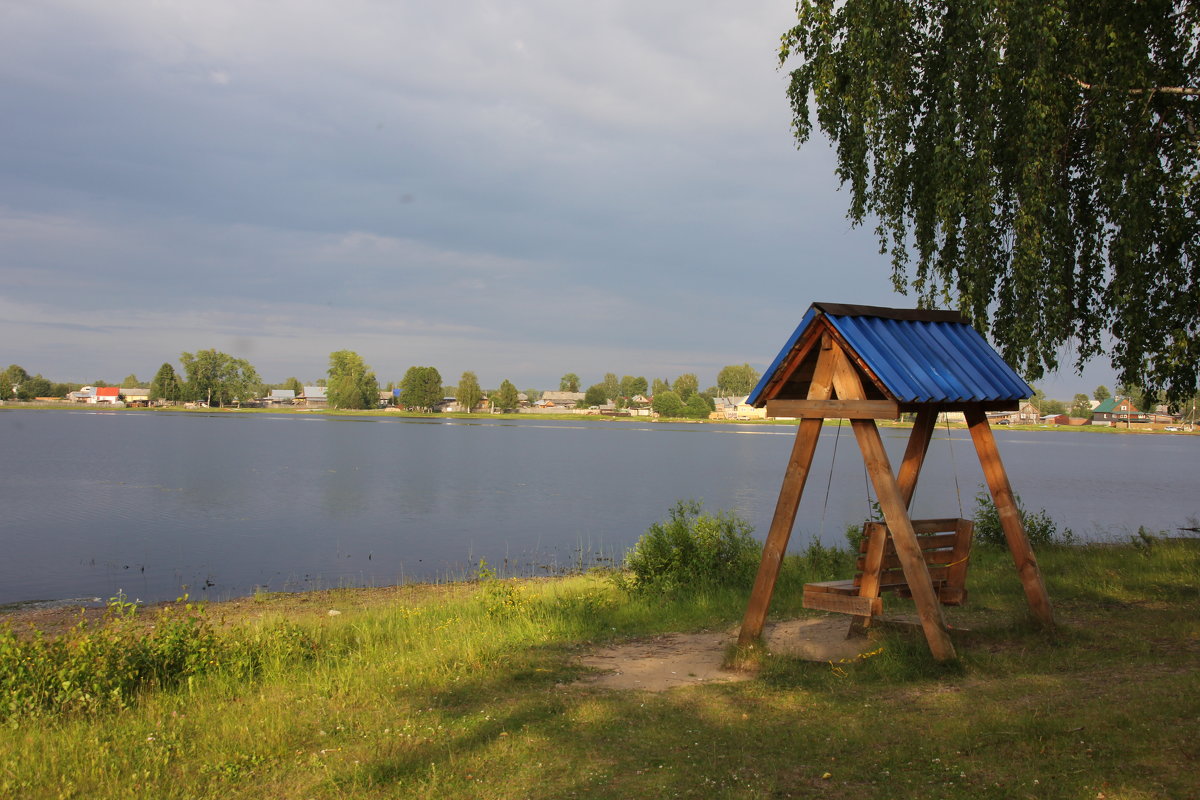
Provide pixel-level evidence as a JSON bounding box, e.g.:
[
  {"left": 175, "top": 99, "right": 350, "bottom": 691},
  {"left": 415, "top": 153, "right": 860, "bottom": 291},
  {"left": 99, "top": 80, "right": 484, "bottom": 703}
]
[{"left": 0, "top": 0, "right": 1116, "bottom": 398}]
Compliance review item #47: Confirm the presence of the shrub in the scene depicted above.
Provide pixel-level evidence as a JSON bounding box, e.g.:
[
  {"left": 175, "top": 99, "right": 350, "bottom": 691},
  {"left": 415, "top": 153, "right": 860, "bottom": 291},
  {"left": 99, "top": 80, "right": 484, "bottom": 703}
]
[
  {"left": 617, "top": 500, "right": 759, "bottom": 594},
  {"left": 973, "top": 488, "right": 1074, "bottom": 548}
]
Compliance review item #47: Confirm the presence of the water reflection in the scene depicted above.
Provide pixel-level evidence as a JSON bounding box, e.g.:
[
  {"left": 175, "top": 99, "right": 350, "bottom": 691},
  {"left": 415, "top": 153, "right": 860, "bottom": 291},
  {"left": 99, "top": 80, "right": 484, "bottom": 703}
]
[{"left": 0, "top": 410, "right": 1195, "bottom": 605}]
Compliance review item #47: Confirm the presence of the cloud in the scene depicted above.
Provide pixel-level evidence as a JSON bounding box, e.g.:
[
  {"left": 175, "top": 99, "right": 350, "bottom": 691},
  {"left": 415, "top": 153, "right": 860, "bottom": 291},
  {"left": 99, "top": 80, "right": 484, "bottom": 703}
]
[{"left": 5, "top": 2, "right": 1051, "bottom": 392}]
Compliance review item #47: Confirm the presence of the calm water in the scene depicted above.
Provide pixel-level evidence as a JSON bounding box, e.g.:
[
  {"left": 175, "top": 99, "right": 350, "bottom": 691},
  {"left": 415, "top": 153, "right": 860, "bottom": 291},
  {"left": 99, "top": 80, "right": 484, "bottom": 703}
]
[{"left": 1, "top": 409, "right": 1196, "bottom": 605}]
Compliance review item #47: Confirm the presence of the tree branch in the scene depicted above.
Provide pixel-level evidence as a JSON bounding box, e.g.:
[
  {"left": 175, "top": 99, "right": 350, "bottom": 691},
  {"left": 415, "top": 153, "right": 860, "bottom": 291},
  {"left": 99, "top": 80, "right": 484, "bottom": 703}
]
[{"left": 1073, "top": 77, "right": 1200, "bottom": 96}]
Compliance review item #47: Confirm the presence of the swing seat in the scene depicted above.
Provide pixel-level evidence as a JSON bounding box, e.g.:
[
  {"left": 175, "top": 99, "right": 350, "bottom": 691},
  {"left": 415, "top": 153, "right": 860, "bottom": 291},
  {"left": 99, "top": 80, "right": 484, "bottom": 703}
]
[{"left": 803, "top": 518, "right": 974, "bottom": 617}]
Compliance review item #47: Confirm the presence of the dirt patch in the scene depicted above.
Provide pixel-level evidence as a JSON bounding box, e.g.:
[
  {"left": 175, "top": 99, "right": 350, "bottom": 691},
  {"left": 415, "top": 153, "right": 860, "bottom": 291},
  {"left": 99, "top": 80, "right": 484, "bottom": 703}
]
[{"left": 577, "top": 617, "right": 874, "bottom": 691}]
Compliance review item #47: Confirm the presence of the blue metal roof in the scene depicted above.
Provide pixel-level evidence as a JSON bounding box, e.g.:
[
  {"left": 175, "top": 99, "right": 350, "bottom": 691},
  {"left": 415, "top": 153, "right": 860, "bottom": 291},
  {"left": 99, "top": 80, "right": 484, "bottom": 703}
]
[{"left": 748, "top": 303, "right": 1031, "bottom": 406}]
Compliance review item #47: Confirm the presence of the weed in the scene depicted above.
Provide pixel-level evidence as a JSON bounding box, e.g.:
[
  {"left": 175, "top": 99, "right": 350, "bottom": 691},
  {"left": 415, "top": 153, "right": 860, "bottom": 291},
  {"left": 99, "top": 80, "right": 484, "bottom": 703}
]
[
  {"left": 474, "top": 560, "right": 532, "bottom": 618},
  {"left": 973, "top": 488, "right": 1075, "bottom": 547},
  {"left": 615, "top": 500, "right": 759, "bottom": 594}
]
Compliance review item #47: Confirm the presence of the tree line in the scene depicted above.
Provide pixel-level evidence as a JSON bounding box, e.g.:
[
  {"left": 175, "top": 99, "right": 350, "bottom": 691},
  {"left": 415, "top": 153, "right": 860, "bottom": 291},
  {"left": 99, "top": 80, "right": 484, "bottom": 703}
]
[
  {"left": 0, "top": 354, "right": 767, "bottom": 415},
  {"left": 8, "top": 357, "right": 1198, "bottom": 419}
]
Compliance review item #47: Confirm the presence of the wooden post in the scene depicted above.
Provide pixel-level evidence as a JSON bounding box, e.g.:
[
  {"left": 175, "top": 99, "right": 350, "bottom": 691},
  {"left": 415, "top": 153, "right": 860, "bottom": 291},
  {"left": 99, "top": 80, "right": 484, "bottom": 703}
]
[
  {"left": 829, "top": 345, "right": 957, "bottom": 661},
  {"left": 964, "top": 406, "right": 1055, "bottom": 627},
  {"left": 848, "top": 409, "right": 934, "bottom": 634},
  {"left": 896, "top": 408, "right": 937, "bottom": 508},
  {"left": 847, "top": 521, "right": 888, "bottom": 635},
  {"left": 737, "top": 337, "right": 837, "bottom": 646}
]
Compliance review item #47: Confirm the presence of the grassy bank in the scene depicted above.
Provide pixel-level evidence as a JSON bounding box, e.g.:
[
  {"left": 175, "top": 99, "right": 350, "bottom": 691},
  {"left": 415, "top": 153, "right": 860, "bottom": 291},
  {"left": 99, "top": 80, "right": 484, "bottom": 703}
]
[{"left": 1, "top": 539, "right": 1198, "bottom": 799}]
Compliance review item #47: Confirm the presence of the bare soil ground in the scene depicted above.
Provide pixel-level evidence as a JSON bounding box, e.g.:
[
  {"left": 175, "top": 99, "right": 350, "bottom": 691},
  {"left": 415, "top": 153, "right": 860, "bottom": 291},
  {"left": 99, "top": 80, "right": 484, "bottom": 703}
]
[{"left": 576, "top": 617, "right": 874, "bottom": 691}]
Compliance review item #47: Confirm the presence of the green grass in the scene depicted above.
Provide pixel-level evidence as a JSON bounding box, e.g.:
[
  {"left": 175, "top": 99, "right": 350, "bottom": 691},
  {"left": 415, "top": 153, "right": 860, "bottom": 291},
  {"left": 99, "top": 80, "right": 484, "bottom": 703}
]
[{"left": 1, "top": 540, "right": 1198, "bottom": 799}]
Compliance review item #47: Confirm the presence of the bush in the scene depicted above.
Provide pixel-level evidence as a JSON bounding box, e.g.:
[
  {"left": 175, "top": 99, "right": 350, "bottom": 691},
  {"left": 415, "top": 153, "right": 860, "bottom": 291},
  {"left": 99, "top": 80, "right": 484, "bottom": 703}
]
[
  {"left": 973, "top": 488, "right": 1074, "bottom": 548},
  {"left": 617, "top": 500, "right": 760, "bottom": 594}
]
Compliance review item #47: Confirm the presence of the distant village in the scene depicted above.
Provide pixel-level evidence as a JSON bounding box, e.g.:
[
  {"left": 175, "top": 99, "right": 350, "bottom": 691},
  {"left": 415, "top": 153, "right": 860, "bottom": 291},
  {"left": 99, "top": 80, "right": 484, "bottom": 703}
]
[{"left": 12, "top": 383, "right": 1195, "bottom": 431}]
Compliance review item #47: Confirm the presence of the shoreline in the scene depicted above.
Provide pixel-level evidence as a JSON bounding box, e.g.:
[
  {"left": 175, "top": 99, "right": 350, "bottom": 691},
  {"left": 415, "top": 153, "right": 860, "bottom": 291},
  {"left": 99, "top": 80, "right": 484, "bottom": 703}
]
[{"left": 2, "top": 401, "right": 1195, "bottom": 434}]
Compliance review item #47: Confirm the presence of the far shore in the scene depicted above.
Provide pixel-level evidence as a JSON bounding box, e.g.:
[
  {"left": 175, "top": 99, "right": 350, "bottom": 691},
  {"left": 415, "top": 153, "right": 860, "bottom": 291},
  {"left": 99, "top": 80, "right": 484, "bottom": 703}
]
[{"left": 2, "top": 399, "right": 1196, "bottom": 434}]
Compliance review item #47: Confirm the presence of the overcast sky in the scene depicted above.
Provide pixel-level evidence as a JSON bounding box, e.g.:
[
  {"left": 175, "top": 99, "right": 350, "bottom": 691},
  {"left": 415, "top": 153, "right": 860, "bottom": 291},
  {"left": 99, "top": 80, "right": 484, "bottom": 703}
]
[{"left": 0, "top": 1, "right": 1114, "bottom": 397}]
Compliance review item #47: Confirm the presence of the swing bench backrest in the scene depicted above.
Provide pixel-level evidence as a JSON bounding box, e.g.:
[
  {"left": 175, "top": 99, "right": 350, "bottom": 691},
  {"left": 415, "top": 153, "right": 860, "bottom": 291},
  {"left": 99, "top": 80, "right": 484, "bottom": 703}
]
[{"left": 803, "top": 518, "right": 974, "bottom": 617}]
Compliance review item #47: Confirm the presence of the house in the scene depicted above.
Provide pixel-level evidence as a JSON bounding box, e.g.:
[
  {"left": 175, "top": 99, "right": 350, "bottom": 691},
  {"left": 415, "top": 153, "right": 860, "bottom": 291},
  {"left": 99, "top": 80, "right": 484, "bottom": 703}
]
[
  {"left": 69, "top": 387, "right": 96, "bottom": 403},
  {"left": 1092, "top": 397, "right": 1147, "bottom": 426},
  {"left": 735, "top": 402, "right": 768, "bottom": 420},
  {"left": 711, "top": 396, "right": 744, "bottom": 419},
  {"left": 265, "top": 389, "right": 296, "bottom": 406},
  {"left": 91, "top": 387, "right": 122, "bottom": 405},
  {"left": 299, "top": 386, "right": 327, "bottom": 407},
  {"left": 986, "top": 401, "right": 1041, "bottom": 425},
  {"left": 122, "top": 387, "right": 151, "bottom": 406},
  {"left": 537, "top": 391, "right": 585, "bottom": 408}
]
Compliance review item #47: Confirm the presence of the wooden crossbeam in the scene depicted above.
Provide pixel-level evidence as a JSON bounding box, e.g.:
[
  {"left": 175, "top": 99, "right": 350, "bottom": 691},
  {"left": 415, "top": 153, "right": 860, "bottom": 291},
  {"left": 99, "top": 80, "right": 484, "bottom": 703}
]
[{"left": 765, "top": 399, "right": 901, "bottom": 419}]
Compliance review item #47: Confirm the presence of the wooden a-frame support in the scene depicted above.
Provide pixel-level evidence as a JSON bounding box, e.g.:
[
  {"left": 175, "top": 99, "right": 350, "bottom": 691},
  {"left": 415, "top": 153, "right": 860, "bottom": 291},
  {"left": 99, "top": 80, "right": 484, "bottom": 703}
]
[{"left": 737, "top": 336, "right": 1054, "bottom": 662}]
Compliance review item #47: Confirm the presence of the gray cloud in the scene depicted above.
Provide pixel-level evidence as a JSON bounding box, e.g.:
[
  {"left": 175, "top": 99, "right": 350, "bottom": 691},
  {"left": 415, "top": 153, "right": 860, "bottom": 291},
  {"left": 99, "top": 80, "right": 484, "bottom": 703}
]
[{"left": 4, "top": 1, "right": 1103, "bottom": 394}]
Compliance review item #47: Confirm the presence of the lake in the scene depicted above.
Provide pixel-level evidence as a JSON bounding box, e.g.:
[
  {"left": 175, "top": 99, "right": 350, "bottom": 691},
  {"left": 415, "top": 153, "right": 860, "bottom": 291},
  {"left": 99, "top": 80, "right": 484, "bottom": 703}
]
[{"left": 0, "top": 409, "right": 1195, "bottom": 606}]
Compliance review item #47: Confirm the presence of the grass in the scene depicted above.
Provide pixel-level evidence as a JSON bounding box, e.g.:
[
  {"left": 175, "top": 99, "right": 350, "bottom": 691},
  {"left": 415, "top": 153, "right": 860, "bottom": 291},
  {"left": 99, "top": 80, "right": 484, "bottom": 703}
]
[{"left": 1, "top": 539, "right": 1198, "bottom": 799}]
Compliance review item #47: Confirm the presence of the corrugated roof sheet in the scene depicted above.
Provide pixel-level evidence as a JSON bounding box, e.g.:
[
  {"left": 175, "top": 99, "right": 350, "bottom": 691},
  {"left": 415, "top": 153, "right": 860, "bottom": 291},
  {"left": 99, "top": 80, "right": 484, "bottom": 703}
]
[{"left": 748, "top": 303, "right": 1031, "bottom": 406}]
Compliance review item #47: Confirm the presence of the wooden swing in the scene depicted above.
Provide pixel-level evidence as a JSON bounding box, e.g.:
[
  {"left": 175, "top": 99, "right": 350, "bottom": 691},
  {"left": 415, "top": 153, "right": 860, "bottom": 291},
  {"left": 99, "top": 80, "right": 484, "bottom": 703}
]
[{"left": 737, "top": 304, "right": 1055, "bottom": 661}]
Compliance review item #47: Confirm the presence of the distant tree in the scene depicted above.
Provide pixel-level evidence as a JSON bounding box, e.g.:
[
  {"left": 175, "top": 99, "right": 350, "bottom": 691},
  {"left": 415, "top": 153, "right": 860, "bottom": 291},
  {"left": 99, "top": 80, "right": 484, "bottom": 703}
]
[
  {"left": 121, "top": 374, "right": 139, "bottom": 388},
  {"left": 1041, "top": 397, "right": 1068, "bottom": 417},
  {"left": 399, "top": 366, "right": 443, "bottom": 412},
  {"left": 652, "top": 390, "right": 686, "bottom": 418},
  {"left": 582, "top": 383, "right": 608, "bottom": 407},
  {"left": 283, "top": 377, "right": 304, "bottom": 397},
  {"left": 672, "top": 373, "right": 699, "bottom": 401},
  {"left": 716, "top": 364, "right": 761, "bottom": 397},
  {"left": 603, "top": 372, "right": 620, "bottom": 402},
  {"left": 524, "top": 387, "right": 541, "bottom": 404},
  {"left": 149, "top": 363, "right": 183, "bottom": 404},
  {"left": 456, "top": 371, "right": 483, "bottom": 413},
  {"left": 685, "top": 394, "right": 713, "bottom": 419},
  {"left": 326, "top": 350, "right": 379, "bottom": 410},
  {"left": 17, "top": 375, "right": 52, "bottom": 400},
  {"left": 494, "top": 379, "right": 520, "bottom": 412},
  {"left": 50, "top": 383, "right": 74, "bottom": 398},
  {"left": 1093, "top": 385, "right": 1111, "bottom": 402},
  {"left": 651, "top": 378, "right": 670, "bottom": 398},
  {"left": 2, "top": 365, "right": 29, "bottom": 399},
  {"left": 559, "top": 373, "right": 581, "bottom": 392},
  {"left": 179, "top": 349, "right": 261, "bottom": 407},
  {"left": 620, "top": 375, "right": 648, "bottom": 399},
  {"left": 1070, "top": 394, "right": 1092, "bottom": 418}
]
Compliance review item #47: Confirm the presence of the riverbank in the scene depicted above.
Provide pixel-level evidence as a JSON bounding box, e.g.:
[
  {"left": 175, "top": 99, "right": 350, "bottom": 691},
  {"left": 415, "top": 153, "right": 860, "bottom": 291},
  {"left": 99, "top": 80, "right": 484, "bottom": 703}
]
[
  {"left": 2, "top": 538, "right": 1197, "bottom": 799},
  {"left": 4, "top": 400, "right": 1196, "bottom": 434}
]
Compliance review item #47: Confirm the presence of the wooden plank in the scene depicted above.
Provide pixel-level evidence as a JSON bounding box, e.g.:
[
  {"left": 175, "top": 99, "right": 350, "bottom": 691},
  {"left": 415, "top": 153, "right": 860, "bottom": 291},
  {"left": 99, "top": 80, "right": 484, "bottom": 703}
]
[
  {"left": 804, "top": 579, "right": 858, "bottom": 595},
  {"left": 828, "top": 344, "right": 957, "bottom": 661},
  {"left": 765, "top": 399, "right": 901, "bottom": 419},
  {"left": 859, "top": 551, "right": 961, "bottom": 572},
  {"left": 911, "top": 518, "right": 967, "bottom": 535},
  {"left": 897, "top": 408, "right": 936, "bottom": 508},
  {"left": 965, "top": 406, "right": 1054, "bottom": 627},
  {"left": 738, "top": 334, "right": 838, "bottom": 647},
  {"left": 803, "top": 590, "right": 880, "bottom": 616}
]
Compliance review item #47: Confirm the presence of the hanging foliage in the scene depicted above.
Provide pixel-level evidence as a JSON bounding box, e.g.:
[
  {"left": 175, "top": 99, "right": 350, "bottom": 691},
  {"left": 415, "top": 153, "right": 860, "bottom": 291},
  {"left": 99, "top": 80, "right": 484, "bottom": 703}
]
[{"left": 782, "top": 0, "right": 1200, "bottom": 402}]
